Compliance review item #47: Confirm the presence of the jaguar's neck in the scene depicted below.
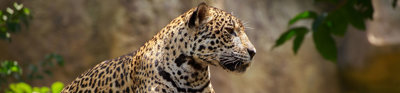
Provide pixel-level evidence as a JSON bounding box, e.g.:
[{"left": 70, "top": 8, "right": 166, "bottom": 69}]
[
  {"left": 155, "top": 53, "right": 212, "bottom": 92},
  {"left": 132, "top": 12, "right": 213, "bottom": 92}
]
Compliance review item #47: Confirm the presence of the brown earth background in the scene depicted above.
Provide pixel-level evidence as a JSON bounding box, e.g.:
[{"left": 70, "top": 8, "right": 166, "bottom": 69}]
[{"left": 1, "top": 0, "right": 400, "bottom": 93}]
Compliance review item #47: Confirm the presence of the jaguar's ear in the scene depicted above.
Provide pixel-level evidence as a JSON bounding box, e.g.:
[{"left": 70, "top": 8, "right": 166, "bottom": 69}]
[{"left": 189, "top": 2, "right": 212, "bottom": 28}]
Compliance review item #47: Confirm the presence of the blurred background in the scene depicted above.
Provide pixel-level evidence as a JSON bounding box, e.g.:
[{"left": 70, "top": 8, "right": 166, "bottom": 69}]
[{"left": 0, "top": 0, "right": 399, "bottom": 93}]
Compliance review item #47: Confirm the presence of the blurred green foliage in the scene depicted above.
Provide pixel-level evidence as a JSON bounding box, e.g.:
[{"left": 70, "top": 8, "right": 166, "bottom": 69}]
[
  {"left": 0, "top": 2, "right": 32, "bottom": 42},
  {"left": 0, "top": 2, "right": 66, "bottom": 93},
  {"left": 273, "top": 27, "right": 308, "bottom": 54},
  {"left": 5, "top": 81, "right": 64, "bottom": 93},
  {"left": 0, "top": 55, "right": 65, "bottom": 93},
  {"left": 273, "top": 0, "right": 383, "bottom": 62},
  {"left": 28, "top": 53, "right": 65, "bottom": 80},
  {"left": 0, "top": 61, "right": 23, "bottom": 85},
  {"left": 0, "top": 53, "right": 65, "bottom": 85}
]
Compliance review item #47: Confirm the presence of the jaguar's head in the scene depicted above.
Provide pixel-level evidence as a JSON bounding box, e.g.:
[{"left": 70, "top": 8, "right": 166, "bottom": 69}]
[{"left": 187, "top": 3, "right": 256, "bottom": 73}]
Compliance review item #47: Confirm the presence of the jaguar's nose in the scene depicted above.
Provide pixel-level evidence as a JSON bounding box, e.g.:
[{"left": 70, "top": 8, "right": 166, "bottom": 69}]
[{"left": 247, "top": 48, "right": 256, "bottom": 60}]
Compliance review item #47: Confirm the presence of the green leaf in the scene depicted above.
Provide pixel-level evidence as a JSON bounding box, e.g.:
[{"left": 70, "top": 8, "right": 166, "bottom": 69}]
[
  {"left": 293, "top": 28, "right": 308, "bottom": 54},
  {"left": 32, "top": 87, "right": 40, "bottom": 93},
  {"left": 20, "top": 15, "right": 30, "bottom": 26},
  {"left": 394, "top": 0, "right": 398, "bottom": 8},
  {"left": 11, "top": 82, "right": 33, "bottom": 93},
  {"left": 273, "top": 29, "right": 296, "bottom": 48},
  {"left": 10, "top": 65, "right": 19, "bottom": 73},
  {"left": 38, "top": 87, "right": 50, "bottom": 93},
  {"left": 53, "top": 54, "right": 64, "bottom": 66},
  {"left": 44, "top": 69, "right": 53, "bottom": 76},
  {"left": 0, "top": 60, "right": 22, "bottom": 75},
  {"left": 288, "top": 11, "right": 317, "bottom": 26},
  {"left": 23, "top": 8, "right": 30, "bottom": 16},
  {"left": 313, "top": 25, "right": 337, "bottom": 62},
  {"left": 359, "top": 0, "right": 374, "bottom": 19},
  {"left": 29, "top": 64, "right": 38, "bottom": 73},
  {"left": 11, "top": 61, "right": 20, "bottom": 73},
  {"left": 0, "top": 30, "right": 8, "bottom": 40},
  {"left": 33, "top": 86, "right": 50, "bottom": 93},
  {"left": 0, "top": 11, "right": 3, "bottom": 21},
  {"left": 344, "top": 5, "right": 366, "bottom": 30},
  {"left": 326, "top": 10, "right": 348, "bottom": 36},
  {"left": 350, "top": 0, "right": 373, "bottom": 19},
  {"left": 8, "top": 83, "right": 18, "bottom": 92},
  {"left": 42, "top": 87, "right": 50, "bottom": 93},
  {"left": 293, "top": 35, "right": 305, "bottom": 54},
  {"left": 28, "top": 64, "right": 39, "bottom": 80},
  {"left": 312, "top": 13, "right": 327, "bottom": 32},
  {"left": 51, "top": 81, "right": 64, "bottom": 93},
  {"left": 329, "top": 20, "right": 348, "bottom": 36},
  {"left": 0, "top": 26, "right": 6, "bottom": 32},
  {"left": 273, "top": 27, "right": 309, "bottom": 54},
  {"left": 6, "top": 22, "right": 21, "bottom": 32}
]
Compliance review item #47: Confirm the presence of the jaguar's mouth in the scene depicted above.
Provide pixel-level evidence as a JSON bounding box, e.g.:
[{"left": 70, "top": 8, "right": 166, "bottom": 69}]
[
  {"left": 222, "top": 61, "right": 250, "bottom": 72},
  {"left": 219, "top": 56, "right": 251, "bottom": 73}
]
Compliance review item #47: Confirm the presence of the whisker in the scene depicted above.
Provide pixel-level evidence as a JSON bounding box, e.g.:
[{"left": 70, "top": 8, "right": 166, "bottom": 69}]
[
  {"left": 245, "top": 26, "right": 254, "bottom": 30},
  {"left": 234, "top": 62, "right": 240, "bottom": 70},
  {"left": 243, "top": 21, "right": 249, "bottom": 25}
]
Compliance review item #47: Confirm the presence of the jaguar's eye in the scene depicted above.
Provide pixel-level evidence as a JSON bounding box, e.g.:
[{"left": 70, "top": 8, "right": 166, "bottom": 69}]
[{"left": 225, "top": 28, "right": 236, "bottom": 36}]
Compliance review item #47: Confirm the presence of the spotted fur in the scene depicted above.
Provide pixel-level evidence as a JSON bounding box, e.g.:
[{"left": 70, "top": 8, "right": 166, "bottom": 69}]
[{"left": 62, "top": 3, "right": 256, "bottom": 93}]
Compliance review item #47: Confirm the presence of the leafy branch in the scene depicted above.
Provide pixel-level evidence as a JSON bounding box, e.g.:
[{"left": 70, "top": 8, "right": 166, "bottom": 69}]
[{"left": 273, "top": 0, "right": 377, "bottom": 62}]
